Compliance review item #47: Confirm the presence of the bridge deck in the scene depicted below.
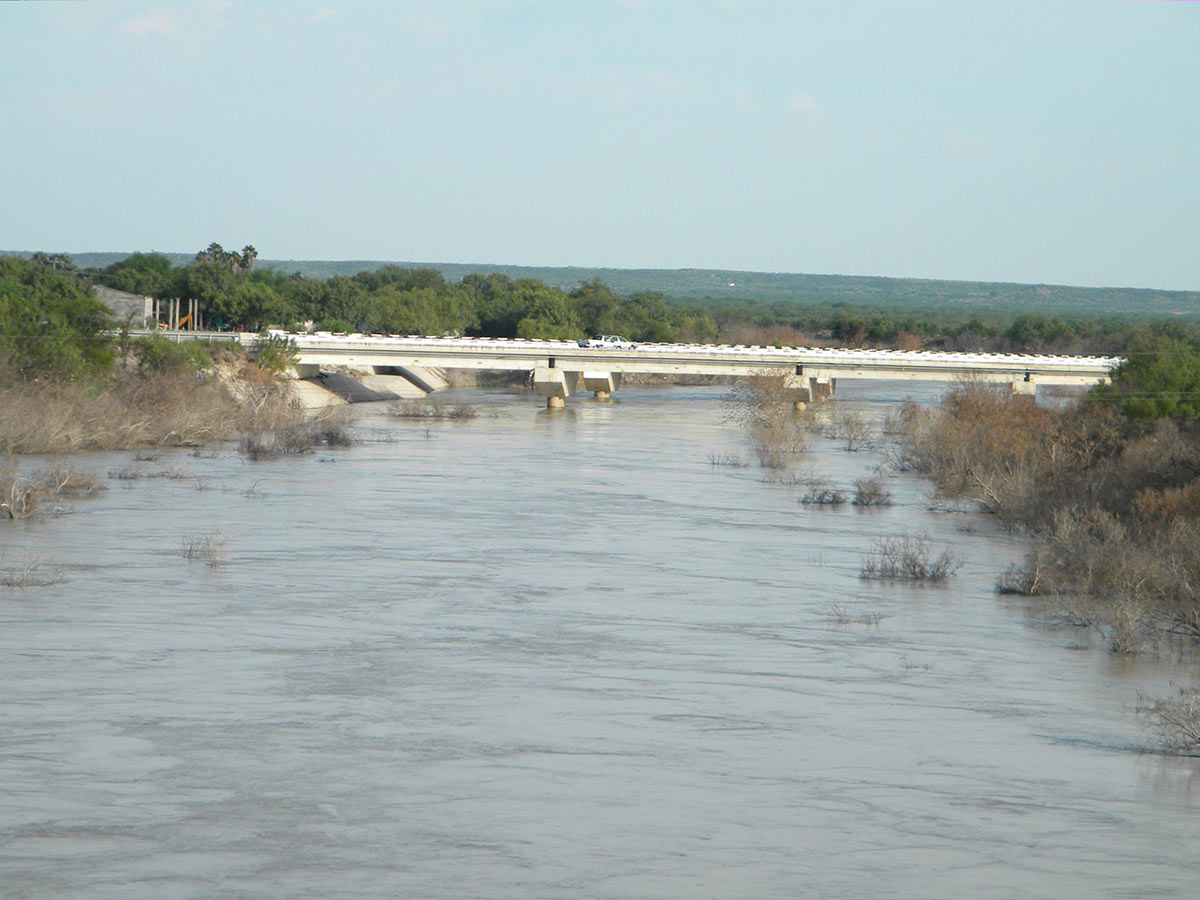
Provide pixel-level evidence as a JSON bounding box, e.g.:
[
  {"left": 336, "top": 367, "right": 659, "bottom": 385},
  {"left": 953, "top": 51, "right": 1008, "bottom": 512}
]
[{"left": 137, "top": 331, "right": 1121, "bottom": 386}]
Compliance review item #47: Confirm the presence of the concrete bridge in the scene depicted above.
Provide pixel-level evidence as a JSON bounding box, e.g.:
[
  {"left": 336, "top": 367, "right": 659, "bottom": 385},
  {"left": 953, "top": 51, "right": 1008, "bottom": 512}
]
[{"left": 139, "top": 330, "right": 1121, "bottom": 407}]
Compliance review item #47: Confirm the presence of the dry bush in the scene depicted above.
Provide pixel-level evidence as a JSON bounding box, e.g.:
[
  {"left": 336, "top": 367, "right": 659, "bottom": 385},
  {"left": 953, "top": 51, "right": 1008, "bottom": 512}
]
[
  {"left": 1106, "top": 601, "right": 1146, "bottom": 654},
  {"left": 749, "top": 423, "right": 807, "bottom": 469},
  {"left": 882, "top": 398, "right": 925, "bottom": 438},
  {"left": 1, "top": 459, "right": 104, "bottom": 519},
  {"left": 708, "top": 451, "right": 748, "bottom": 468},
  {"left": 391, "top": 398, "right": 479, "bottom": 420},
  {"left": 995, "top": 506, "right": 1200, "bottom": 651},
  {"left": 182, "top": 530, "right": 229, "bottom": 567},
  {"left": 996, "top": 560, "right": 1046, "bottom": 596},
  {"left": 239, "top": 406, "right": 354, "bottom": 460},
  {"left": 239, "top": 431, "right": 283, "bottom": 461},
  {"left": 799, "top": 473, "right": 845, "bottom": 506},
  {"left": 1, "top": 460, "right": 39, "bottom": 519},
  {"left": 861, "top": 530, "right": 958, "bottom": 581},
  {"left": 45, "top": 465, "right": 102, "bottom": 495},
  {"left": 306, "top": 411, "right": 355, "bottom": 447},
  {"left": 853, "top": 474, "right": 892, "bottom": 507},
  {"left": 830, "top": 602, "right": 882, "bottom": 626},
  {"left": 0, "top": 552, "right": 68, "bottom": 588},
  {"left": 891, "top": 381, "right": 1127, "bottom": 529},
  {"left": 724, "top": 374, "right": 808, "bottom": 469},
  {"left": 824, "top": 406, "right": 873, "bottom": 451},
  {"left": 1139, "top": 687, "right": 1200, "bottom": 754},
  {"left": 896, "top": 382, "right": 1200, "bottom": 650},
  {"left": 108, "top": 463, "right": 190, "bottom": 481}
]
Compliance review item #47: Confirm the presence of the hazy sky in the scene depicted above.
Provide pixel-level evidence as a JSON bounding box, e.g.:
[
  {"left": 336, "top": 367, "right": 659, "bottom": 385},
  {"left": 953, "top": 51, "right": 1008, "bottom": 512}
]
[{"left": 2, "top": 0, "right": 1197, "bottom": 289}]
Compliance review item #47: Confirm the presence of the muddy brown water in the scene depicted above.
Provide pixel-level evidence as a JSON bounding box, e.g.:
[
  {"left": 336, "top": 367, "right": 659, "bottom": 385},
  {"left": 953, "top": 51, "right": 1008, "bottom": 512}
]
[{"left": 2, "top": 382, "right": 1198, "bottom": 899}]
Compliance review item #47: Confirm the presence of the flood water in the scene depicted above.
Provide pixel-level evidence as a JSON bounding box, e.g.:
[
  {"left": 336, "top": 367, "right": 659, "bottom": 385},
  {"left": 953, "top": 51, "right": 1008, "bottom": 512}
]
[{"left": 2, "top": 381, "right": 1199, "bottom": 899}]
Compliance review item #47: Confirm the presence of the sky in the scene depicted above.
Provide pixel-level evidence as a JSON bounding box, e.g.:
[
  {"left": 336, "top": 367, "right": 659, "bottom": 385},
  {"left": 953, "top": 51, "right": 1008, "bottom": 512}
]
[{"left": 1, "top": 0, "right": 1197, "bottom": 290}]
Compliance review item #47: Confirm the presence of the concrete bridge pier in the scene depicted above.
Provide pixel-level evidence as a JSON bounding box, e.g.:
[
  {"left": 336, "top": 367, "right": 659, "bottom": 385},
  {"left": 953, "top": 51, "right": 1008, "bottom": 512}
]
[
  {"left": 533, "top": 366, "right": 579, "bottom": 408},
  {"left": 583, "top": 371, "right": 622, "bottom": 400},
  {"left": 783, "top": 374, "right": 814, "bottom": 410},
  {"left": 809, "top": 375, "right": 836, "bottom": 402},
  {"left": 1011, "top": 374, "right": 1037, "bottom": 395}
]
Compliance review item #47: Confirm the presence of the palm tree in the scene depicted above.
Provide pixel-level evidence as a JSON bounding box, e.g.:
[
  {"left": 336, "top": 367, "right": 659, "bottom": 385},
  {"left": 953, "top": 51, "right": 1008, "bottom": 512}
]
[{"left": 240, "top": 245, "right": 258, "bottom": 272}]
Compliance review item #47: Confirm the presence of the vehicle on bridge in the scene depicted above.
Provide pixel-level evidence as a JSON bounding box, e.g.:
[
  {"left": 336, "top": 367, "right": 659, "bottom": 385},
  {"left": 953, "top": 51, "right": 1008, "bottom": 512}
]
[{"left": 578, "top": 335, "right": 638, "bottom": 350}]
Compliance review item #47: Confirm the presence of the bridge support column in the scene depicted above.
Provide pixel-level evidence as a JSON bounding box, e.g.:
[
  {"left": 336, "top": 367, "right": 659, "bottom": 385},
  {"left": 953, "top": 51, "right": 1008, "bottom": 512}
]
[
  {"left": 782, "top": 375, "right": 813, "bottom": 410},
  {"left": 582, "top": 371, "right": 621, "bottom": 400},
  {"left": 533, "top": 366, "right": 578, "bottom": 408},
  {"left": 1011, "top": 375, "right": 1036, "bottom": 396},
  {"left": 809, "top": 376, "right": 836, "bottom": 402}
]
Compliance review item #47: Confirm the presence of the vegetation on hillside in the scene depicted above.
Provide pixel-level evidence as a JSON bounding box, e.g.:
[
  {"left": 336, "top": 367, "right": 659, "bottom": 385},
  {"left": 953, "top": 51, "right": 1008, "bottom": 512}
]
[{"left": 59, "top": 251, "right": 1200, "bottom": 322}]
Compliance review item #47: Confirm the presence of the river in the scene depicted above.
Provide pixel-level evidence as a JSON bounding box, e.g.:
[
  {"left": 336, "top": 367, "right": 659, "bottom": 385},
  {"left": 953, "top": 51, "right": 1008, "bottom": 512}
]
[{"left": 2, "top": 381, "right": 1198, "bottom": 899}]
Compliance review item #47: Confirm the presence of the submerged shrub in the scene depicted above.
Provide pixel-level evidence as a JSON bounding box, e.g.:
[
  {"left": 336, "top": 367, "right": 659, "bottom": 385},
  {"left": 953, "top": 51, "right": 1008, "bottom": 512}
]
[
  {"left": 852, "top": 474, "right": 892, "bottom": 507},
  {"left": 799, "top": 474, "right": 845, "bottom": 506},
  {"left": 182, "top": 530, "right": 229, "bottom": 567},
  {"left": 724, "top": 373, "right": 808, "bottom": 470},
  {"left": 861, "top": 530, "right": 958, "bottom": 581},
  {"left": 1, "top": 459, "right": 104, "bottom": 519},
  {"left": 0, "top": 552, "right": 68, "bottom": 588},
  {"left": 1140, "top": 686, "right": 1200, "bottom": 755},
  {"left": 391, "top": 398, "right": 478, "bottom": 420},
  {"left": 239, "top": 408, "right": 354, "bottom": 460},
  {"left": 824, "top": 406, "right": 872, "bottom": 451},
  {"left": 708, "top": 450, "right": 748, "bottom": 468}
]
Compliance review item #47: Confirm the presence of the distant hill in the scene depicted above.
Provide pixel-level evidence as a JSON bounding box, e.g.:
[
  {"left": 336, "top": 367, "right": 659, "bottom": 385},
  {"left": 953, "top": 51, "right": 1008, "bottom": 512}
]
[{"left": 11, "top": 250, "right": 1200, "bottom": 320}]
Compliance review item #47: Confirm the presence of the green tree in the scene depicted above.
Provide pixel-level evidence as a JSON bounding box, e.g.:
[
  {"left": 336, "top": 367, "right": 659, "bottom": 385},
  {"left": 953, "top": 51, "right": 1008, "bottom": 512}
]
[
  {"left": 101, "top": 252, "right": 174, "bottom": 296},
  {"left": 238, "top": 280, "right": 294, "bottom": 332},
  {"left": 166, "top": 259, "right": 243, "bottom": 327},
  {"left": 1092, "top": 334, "right": 1200, "bottom": 420},
  {"left": 572, "top": 278, "right": 620, "bottom": 336},
  {"left": 511, "top": 280, "right": 579, "bottom": 340},
  {"left": 1006, "top": 313, "right": 1076, "bottom": 350},
  {"left": 0, "top": 256, "right": 114, "bottom": 380}
]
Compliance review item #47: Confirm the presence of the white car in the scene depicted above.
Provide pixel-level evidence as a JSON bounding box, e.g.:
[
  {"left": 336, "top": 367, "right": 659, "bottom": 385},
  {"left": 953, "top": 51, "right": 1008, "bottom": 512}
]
[{"left": 578, "top": 335, "right": 638, "bottom": 349}]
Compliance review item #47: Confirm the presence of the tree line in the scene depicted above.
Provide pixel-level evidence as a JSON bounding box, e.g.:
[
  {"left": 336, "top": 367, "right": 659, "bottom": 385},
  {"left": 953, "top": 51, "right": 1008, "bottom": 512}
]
[
  {"left": 95, "top": 246, "right": 719, "bottom": 343},
  {"left": 16, "top": 243, "right": 1195, "bottom": 359},
  {"left": 7, "top": 245, "right": 1200, "bottom": 416}
]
